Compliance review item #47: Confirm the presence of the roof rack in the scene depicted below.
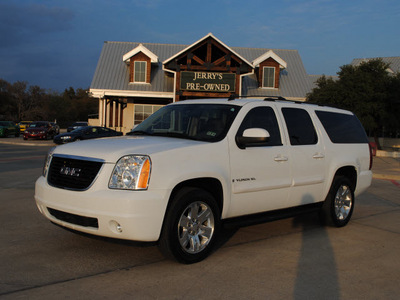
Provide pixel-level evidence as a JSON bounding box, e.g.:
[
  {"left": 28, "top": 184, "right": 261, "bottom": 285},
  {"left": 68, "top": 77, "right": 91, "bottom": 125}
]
[
  {"left": 228, "top": 95, "right": 327, "bottom": 107},
  {"left": 228, "top": 95, "right": 288, "bottom": 101},
  {"left": 263, "top": 97, "right": 326, "bottom": 106},
  {"left": 263, "top": 96, "right": 287, "bottom": 102}
]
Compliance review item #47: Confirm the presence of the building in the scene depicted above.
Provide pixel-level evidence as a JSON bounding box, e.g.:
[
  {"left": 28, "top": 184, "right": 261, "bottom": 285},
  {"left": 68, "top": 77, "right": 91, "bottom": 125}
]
[{"left": 89, "top": 33, "right": 315, "bottom": 133}]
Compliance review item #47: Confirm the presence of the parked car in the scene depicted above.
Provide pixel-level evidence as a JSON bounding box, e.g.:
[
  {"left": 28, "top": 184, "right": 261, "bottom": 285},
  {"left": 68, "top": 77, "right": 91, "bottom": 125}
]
[
  {"left": 35, "top": 98, "right": 373, "bottom": 263},
  {"left": 53, "top": 126, "right": 123, "bottom": 144},
  {"left": 67, "top": 122, "right": 88, "bottom": 132},
  {"left": 23, "top": 121, "right": 56, "bottom": 140},
  {"left": 50, "top": 122, "right": 60, "bottom": 135},
  {"left": 18, "top": 121, "right": 32, "bottom": 133},
  {"left": 0, "top": 121, "right": 20, "bottom": 137}
]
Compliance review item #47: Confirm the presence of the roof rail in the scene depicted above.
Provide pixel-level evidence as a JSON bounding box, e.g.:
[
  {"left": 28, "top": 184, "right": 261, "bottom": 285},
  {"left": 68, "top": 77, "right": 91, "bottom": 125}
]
[
  {"left": 263, "top": 96, "right": 287, "bottom": 102},
  {"left": 228, "top": 95, "right": 288, "bottom": 101},
  {"left": 263, "top": 97, "right": 322, "bottom": 106}
]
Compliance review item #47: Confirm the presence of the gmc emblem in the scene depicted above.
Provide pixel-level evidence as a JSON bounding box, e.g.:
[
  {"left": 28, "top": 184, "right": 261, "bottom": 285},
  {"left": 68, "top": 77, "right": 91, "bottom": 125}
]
[{"left": 60, "top": 166, "right": 82, "bottom": 177}]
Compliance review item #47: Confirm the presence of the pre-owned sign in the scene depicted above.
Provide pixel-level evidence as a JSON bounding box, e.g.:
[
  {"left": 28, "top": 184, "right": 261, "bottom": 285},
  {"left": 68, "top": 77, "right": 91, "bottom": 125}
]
[{"left": 180, "top": 71, "right": 236, "bottom": 92}]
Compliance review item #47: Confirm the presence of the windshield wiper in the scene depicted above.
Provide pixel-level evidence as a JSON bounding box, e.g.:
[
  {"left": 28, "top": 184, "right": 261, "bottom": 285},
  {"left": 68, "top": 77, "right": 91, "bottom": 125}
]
[{"left": 151, "top": 132, "right": 199, "bottom": 140}]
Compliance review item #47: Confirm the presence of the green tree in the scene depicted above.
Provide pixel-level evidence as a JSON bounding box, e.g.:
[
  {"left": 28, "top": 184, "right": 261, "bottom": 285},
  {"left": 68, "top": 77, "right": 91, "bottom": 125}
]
[
  {"left": 0, "top": 79, "right": 98, "bottom": 127},
  {"left": 0, "top": 79, "right": 14, "bottom": 120},
  {"left": 307, "top": 59, "right": 400, "bottom": 149}
]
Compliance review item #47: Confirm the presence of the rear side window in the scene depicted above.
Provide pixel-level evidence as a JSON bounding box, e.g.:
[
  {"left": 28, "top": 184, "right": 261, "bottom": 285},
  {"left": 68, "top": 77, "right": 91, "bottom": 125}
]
[
  {"left": 282, "top": 108, "right": 318, "bottom": 145},
  {"left": 316, "top": 111, "right": 368, "bottom": 143}
]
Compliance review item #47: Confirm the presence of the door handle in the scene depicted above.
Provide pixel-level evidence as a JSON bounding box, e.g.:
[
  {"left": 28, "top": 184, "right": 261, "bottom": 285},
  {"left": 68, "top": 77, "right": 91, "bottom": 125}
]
[
  {"left": 313, "top": 153, "right": 325, "bottom": 159},
  {"left": 274, "top": 155, "right": 289, "bottom": 162}
]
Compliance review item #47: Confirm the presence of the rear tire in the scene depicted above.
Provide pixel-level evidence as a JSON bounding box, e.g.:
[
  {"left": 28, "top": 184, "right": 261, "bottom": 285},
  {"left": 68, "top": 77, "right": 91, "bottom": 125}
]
[
  {"left": 158, "top": 187, "right": 221, "bottom": 264},
  {"left": 320, "top": 176, "right": 354, "bottom": 227}
]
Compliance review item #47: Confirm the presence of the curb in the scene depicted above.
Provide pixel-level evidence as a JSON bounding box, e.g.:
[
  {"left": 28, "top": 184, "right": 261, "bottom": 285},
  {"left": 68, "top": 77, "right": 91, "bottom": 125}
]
[
  {"left": 0, "top": 140, "right": 56, "bottom": 147},
  {"left": 372, "top": 173, "right": 400, "bottom": 181},
  {"left": 376, "top": 150, "right": 400, "bottom": 158}
]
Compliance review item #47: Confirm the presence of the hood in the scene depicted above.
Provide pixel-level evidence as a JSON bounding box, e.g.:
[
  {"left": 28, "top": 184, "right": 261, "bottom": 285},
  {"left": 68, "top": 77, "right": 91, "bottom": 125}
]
[
  {"left": 52, "top": 135, "right": 206, "bottom": 163},
  {"left": 26, "top": 127, "right": 46, "bottom": 132}
]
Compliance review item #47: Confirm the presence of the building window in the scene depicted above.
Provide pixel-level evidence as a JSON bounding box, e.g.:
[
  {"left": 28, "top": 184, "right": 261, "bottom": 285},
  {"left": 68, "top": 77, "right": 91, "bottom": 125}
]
[
  {"left": 134, "top": 61, "right": 147, "bottom": 83},
  {"left": 134, "top": 104, "right": 163, "bottom": 125},
  {"left": 263, "top": 67, "right": 275, "bottom": 88}
]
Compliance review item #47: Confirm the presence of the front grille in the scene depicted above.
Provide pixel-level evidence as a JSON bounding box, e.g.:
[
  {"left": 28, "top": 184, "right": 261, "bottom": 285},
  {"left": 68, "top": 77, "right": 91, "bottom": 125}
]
[
  {"left": 48, "top": 208, "right": 99, "bottom": 228},
  {"left": 48, "top": 155, "right": 103, "bottom": 190}
]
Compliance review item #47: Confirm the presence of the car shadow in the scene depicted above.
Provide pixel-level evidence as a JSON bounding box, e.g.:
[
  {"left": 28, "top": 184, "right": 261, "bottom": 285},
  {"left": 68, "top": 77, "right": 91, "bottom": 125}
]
[{"left": 292, "top": 195, "right": 340, "bottom": 299}]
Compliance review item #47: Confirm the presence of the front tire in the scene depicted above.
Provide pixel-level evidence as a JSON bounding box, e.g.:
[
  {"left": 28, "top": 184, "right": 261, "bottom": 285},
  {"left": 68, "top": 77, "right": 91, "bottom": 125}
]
[
  {"left": 158, "top": 187, "right": 221, "bottom": 264},
  {"left": 320, "top": 177, "right": 354, "bottom": 227}
]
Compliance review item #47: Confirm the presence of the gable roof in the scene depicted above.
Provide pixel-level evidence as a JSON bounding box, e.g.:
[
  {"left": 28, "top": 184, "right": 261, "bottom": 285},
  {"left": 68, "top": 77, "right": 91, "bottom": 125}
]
[
  {"left": 122, "top": 43, "right": 158, "bottom": 63},
  {"left": 163, "top": 33, "right": 253, "bottom": 69},
  {"left": 90, "top": 40, "right": 313, "bottom": 99},
  {"left": 252, "top": 50, "right": 287, "bottom": 69}
]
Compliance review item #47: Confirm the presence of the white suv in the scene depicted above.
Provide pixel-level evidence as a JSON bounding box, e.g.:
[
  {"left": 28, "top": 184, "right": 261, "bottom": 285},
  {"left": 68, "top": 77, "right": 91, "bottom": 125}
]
[{"left": 35, "top": 98, "right": 373, "bottom": 263}]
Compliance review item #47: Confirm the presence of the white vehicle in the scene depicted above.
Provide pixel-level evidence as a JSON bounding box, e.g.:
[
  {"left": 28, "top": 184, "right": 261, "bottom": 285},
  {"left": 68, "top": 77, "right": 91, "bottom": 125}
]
[{"left": 35, "top": 98, "right": 373, "bottom": 263}]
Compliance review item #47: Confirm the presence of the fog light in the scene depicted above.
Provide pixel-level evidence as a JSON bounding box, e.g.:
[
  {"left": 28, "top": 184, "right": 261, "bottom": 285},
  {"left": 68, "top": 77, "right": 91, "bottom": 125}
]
[{"left": 109, "top": 220, "right": 123, "bottom": 233}]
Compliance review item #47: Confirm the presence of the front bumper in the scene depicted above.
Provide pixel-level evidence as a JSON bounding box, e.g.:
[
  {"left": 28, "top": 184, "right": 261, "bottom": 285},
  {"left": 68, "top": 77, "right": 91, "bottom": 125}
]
[
  {"left": 34, "top": 169, "right": 170, "bottom": 242},
  {"left": 24, "top": 132, "right": 47, "bottom": 139}
]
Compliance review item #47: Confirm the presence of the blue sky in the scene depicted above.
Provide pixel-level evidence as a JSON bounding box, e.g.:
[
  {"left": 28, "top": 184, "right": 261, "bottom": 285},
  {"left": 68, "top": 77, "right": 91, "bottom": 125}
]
[{"left": 1, "top": 0, "right": 399, "bottom": 92}]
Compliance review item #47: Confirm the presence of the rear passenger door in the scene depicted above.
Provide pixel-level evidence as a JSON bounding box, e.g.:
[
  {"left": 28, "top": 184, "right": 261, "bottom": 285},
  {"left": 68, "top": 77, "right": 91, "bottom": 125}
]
[
  {"left": 281, "top": 107, "right": 326, "bottom": 205},
  {"left": 228, "top": 104, "right": 292, "bottom": 217}
]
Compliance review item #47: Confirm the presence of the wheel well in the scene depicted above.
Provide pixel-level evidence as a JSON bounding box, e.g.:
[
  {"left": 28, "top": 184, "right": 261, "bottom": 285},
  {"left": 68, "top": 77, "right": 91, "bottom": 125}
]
[
  {"left": 334, "top": 166, "right": 357, "bottom": 189},
  {"left": 169, "top": 178, "right": 224, "bottom": 214}
]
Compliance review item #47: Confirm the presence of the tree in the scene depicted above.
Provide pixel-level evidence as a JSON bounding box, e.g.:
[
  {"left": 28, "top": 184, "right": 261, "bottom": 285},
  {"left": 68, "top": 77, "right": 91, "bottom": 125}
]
[
  {"left": 0, "top": 79, "right": 98, "bottom": 127},
  {"left": 307, "top": 59, "right": 400, "bottom": 149}
]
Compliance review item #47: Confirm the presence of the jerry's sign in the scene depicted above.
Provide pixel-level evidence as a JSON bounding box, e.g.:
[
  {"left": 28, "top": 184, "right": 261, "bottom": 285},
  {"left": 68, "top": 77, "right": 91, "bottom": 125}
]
[{"left": 180, "top": 71, "right": 236, "bottom": 92}]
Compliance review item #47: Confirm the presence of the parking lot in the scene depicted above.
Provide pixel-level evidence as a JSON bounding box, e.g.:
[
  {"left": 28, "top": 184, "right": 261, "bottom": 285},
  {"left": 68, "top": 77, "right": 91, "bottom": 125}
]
[{"left": 0, "top": 141, "right": 399, "bottom": 299}]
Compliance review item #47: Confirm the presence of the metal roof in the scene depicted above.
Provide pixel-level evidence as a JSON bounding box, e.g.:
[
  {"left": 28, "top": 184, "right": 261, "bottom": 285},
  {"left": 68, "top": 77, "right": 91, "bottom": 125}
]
[
  {"left": 351, "top": 57, "right": 400, "bottom": 74},
  {"left": 90, "top": 41, "right": 315, "bottom": 99}
]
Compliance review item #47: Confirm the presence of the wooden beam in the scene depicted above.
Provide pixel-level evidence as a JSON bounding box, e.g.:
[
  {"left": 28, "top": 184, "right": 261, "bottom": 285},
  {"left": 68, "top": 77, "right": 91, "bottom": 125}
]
[
  {"left": 206, "top": 42, "right": 212, "bottom": 62},
  {"left": 213, "top": 56, "right": 226, "bottom": 66},
  {"left": 192, "top": 55, "right": 205, "bottom": 65},
  {"left": 179, "top": 65, "right": 238, "bottom": 72}
]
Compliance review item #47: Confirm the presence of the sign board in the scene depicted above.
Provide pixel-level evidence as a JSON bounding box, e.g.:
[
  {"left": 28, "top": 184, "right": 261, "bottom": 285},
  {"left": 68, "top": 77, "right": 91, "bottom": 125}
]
[{"left": 180, "top": 71, "right": 236, "bottom": 93}]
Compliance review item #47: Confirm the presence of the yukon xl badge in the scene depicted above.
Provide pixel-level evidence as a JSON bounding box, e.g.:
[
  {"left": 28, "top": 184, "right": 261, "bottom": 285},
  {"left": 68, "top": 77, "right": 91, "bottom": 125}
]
[{"left": 60, "top": 166, "right": 82, "bottom": 177}]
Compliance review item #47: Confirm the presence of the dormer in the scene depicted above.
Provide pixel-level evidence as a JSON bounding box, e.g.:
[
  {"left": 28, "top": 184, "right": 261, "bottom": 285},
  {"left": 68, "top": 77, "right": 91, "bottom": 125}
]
[
  {"left": 123, "top": 44, "right": 158, "bottom": 84},
  {"left": 253, "top": 50, "right": 287, "bottom": 89}
]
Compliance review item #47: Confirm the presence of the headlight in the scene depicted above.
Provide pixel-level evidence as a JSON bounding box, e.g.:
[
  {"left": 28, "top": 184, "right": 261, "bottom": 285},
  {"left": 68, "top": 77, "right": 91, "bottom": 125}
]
[
  {"left": 109, "top": 155, "right": 151, "bottom": 190},
  {"left": 43, "top": 147, "right": 55, "bottom": 177},
  {"left": 61, "top": 136, "right": 72, "bottom": 140}
]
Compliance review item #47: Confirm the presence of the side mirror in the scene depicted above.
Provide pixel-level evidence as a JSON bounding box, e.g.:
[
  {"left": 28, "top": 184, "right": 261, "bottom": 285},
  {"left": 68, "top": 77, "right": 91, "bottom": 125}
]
[{"left": 236, "top": 128, "right": 270, "bottom": 149}]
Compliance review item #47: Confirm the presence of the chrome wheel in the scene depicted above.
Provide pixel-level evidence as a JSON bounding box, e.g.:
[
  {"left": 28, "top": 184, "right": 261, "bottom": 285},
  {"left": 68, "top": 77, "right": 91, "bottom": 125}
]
[
  {"left": 178, "top": 201, "right": 215, "bottom": 254},
  {"left": 334, "top": 184, "right": 353, "bottom": 221}
]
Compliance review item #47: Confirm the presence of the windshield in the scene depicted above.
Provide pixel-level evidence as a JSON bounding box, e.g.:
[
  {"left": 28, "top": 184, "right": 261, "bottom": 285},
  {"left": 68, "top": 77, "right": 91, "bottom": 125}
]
[
  {"left": 29, "top": 122, "right": 47, "bottom": 128},
  {"left": 128, "top": 103, "right": 241, "bottom": 142}
]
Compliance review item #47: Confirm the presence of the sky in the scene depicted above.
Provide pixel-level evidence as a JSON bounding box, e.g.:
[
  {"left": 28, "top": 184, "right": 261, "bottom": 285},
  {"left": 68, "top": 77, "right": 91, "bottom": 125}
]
[{"left": 0, "top": 0, "right": 399, "bottom": 92}]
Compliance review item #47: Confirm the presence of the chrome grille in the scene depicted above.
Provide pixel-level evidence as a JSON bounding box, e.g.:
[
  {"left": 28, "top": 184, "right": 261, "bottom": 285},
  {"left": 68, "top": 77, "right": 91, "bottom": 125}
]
[{"left": 47, "top": 155, "right": 103, "bottom": 190}]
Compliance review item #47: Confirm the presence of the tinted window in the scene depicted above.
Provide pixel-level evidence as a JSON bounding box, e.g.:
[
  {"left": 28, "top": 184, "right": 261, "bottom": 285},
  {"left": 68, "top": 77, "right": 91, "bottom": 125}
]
[
  {"left": 316, "top": 111, "right": 368, "bottom": 143},
  {"left": 282, "top": 108, "right": 318, "bottom": 145},
  {"left": 237, "top": 107, "right": 282, "bottom": 146}
]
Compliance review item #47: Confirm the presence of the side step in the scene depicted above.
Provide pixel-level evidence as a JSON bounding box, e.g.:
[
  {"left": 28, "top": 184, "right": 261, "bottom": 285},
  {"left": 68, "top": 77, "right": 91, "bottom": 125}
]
[{"left": 223, "top": 202, "right": 323, "bottom": 229}]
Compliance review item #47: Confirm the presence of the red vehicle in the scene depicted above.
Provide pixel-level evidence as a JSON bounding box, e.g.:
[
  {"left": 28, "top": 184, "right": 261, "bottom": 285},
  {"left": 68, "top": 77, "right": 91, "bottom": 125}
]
[{"left": 23, "top": 121, "right": 56, "bottom": 140}]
